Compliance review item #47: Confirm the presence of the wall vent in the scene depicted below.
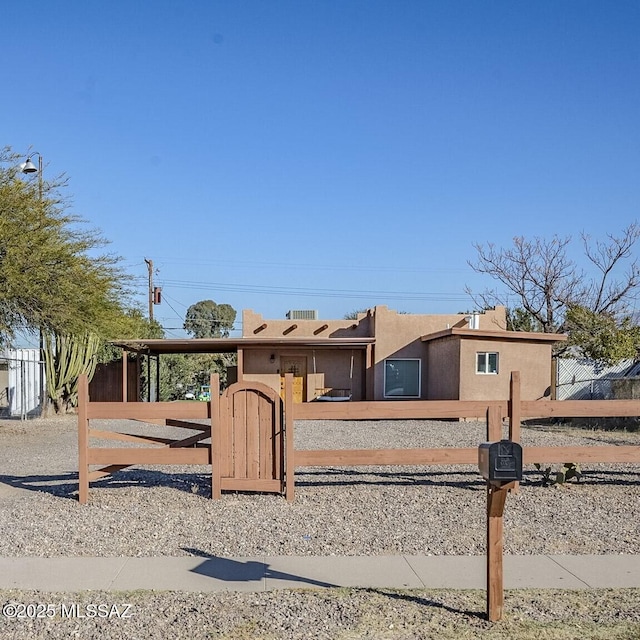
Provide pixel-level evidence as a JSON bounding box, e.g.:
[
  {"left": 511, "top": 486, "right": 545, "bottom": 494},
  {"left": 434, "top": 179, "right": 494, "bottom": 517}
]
[{"left": 286, "top": 310, "right": 318, "bottom": 320}]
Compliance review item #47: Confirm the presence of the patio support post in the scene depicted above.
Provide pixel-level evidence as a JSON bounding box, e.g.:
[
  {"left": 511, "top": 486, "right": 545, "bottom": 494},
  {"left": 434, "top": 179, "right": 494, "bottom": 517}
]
[
  {"left": 365, "top": 344, "right": 374, "bottom": 400},
  {"left": 237, "top": 348, "right": 244, "bottom": 382},
  {"left": 155, "top": 354, "right": 160, "bottom": 402},
  {"left": 121, "top": 348, "right": 128, "bottom": 402}
]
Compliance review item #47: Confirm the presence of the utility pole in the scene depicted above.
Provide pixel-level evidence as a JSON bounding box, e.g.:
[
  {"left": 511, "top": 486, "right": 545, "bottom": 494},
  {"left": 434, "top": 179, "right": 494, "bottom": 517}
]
[{"left": 144, "top": 258, "right": 154, "bottom": 321}]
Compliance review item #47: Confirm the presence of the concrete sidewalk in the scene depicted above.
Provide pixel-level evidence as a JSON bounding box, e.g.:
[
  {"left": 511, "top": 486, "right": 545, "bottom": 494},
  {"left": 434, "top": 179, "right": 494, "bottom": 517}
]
[{"left": 0, "top": 555, "right": 639, "bottom": 592}]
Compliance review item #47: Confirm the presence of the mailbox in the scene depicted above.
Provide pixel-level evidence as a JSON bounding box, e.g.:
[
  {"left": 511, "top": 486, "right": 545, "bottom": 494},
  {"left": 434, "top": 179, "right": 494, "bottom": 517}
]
[{"left": 478, "top": 440, "right": 522, "bottom": 483}]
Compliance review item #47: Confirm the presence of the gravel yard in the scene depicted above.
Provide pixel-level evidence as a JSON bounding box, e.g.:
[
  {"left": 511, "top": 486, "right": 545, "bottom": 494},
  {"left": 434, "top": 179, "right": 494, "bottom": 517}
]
[
  {"left": 1, "top": 416, "right": 638, "bottom": 558},
  {"left": 1, "top": 415, "right": 639, "bottom": 639}
]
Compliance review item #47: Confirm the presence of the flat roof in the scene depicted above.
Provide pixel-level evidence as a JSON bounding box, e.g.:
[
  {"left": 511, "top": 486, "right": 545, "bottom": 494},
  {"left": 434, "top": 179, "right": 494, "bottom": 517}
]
[
  {"left": 421, "top": 327, "right": 568, "bottom": 343},
  {"left": 111, "top": 337, "right": 375, "bottom": 355}
]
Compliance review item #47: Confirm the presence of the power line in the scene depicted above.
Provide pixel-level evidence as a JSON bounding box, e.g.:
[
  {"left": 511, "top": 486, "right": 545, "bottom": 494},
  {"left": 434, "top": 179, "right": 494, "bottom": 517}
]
[
  {"left": 157, "top": 279, "right": 470, "bottom": 302},
  {"left": 151, "top": 256, "right": 472, "bottom": 275},
  {"left": 160, "top": 293, "right": 187, "bottom": 326}
]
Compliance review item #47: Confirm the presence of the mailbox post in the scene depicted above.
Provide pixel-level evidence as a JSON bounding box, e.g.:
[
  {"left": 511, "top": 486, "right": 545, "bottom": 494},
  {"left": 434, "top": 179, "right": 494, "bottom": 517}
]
[{"left": 479, "top": 440, "right": 523, "bottom": 622}]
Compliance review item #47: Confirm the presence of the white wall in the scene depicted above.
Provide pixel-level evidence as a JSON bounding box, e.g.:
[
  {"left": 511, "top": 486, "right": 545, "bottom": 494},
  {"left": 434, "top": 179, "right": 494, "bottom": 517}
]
[{"left": 3, "top": 349, "right": 43, "bottom": 418}]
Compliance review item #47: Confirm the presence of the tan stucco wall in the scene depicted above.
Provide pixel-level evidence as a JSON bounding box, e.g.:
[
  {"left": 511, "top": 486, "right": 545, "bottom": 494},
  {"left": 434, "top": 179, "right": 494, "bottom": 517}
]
[
  {"left": 458, "top": 338, "right": 553, "bottom": 401},
  {"left": 241, "top": 345, "right": 364, "bottom": 401},
  {"left": 242, "top": 309, "right": 373, "bottom": 339},
  {"left": 425, "top": 337, "right": 460, "bottom": 400},
  {"left": 371, "top": 305, "right": 506, "bottom": 400},
  {"left": 242, "top": 309, "right": 371, "bottom": 400}
]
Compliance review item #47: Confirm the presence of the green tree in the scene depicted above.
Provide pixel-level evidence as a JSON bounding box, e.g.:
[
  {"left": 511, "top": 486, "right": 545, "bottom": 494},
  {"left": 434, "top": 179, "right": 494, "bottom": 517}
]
[
  {"left": 564, "top": 305, "right": 640, "bottom": 366},
  {"left": 97, "top": 308, "right": 164, "bottom": 363},
  {"left": 184, "top": 300, "right": 236, "bottom": 338},
  {"left": 157, "top": 352, "right": 236, "bottom": 401},
  {"left": 180, "top": 299, "right": 238, "bottom": 397},
  {"left": 506, "top": 307, "right": 544, "bottom": 332},
  {"left": 1, "top": 146, "right": 148, "bottom": 413},
  {"left": 0, "top": 146, "right": 131, "bottom": 345}
]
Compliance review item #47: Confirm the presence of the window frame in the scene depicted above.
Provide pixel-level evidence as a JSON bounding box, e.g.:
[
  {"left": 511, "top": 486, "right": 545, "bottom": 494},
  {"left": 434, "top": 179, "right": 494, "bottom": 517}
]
[
  {"left": 383, "top": 358, "right": 421, "bottom": 398},
  {"left": 476, "top": 352, "right": 499, "bottom": 375}
]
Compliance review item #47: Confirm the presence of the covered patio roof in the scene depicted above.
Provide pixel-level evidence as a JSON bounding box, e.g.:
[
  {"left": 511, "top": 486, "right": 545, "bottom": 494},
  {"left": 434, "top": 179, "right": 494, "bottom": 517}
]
[{"left": 111, "top": 337, "right": 375, "bottom": 356}]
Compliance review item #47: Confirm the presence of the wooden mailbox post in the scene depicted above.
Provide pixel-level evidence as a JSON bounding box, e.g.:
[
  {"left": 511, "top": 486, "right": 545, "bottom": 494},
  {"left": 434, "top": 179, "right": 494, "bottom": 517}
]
[
  {"left": 481, "top": 406, "right": 523, "bottom": 622},
  {"left": 486, "top": 480, "right": 516, "bottom": 622}
]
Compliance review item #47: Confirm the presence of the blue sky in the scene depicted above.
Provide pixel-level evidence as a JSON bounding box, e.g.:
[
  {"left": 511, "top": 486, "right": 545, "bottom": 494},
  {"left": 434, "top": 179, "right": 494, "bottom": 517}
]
[{"left": 4, "top": 1, "right": 640, "bottom": 340}]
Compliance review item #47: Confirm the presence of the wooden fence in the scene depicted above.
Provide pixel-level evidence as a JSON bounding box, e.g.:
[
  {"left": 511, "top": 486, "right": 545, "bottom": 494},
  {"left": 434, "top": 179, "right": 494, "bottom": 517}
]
[
  {"left": 77, "top": 374, "right": 212, "bottom": 504},
  {"left": 77, "top": 371, "right": 640, "bottom": 503},
  {"left": 282, "top": 371, "right": 640, "bottom": 501}
]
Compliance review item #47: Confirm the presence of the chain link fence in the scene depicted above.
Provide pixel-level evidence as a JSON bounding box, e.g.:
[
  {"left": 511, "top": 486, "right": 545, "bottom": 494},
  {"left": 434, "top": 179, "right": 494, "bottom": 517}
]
[{"left": 555, "top": 357, "right": 634, "bottom": 400}]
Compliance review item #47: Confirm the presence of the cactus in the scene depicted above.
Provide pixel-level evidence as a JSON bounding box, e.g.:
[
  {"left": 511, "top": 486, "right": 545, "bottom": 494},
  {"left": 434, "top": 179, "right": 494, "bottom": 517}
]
[{"left": 43, "top": 332, "right": 101, "bottom": 414}]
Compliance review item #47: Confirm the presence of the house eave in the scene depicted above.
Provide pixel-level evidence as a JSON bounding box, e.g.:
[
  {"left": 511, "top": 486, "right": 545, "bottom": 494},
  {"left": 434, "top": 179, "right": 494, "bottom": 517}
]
[
  {"left": 111, "top": 337, "right": 375, "bottom": 356},
  {"left": 421, "top": 328, "right": 568, "bottom": 343}
]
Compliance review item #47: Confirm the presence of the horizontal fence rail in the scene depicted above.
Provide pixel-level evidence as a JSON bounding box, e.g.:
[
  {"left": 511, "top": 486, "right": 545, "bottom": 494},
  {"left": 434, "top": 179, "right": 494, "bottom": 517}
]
[
  {"left": 78, "top": 374, "right": 214, "bottom": 503},
  {"left": 293, "top": 400, "right": 508, "bottom": 420},
  {"left": 77, "top": 371, "right": 640, "bottom": 502},
  {"left": 520, "top": 399, "right": 640, "bottom": 418},
  {"left": 85, "top": 401, "right": 211, "bottom": 420},
  {"left": 284, "top": 371, "right": 640, "bottom": 501}
]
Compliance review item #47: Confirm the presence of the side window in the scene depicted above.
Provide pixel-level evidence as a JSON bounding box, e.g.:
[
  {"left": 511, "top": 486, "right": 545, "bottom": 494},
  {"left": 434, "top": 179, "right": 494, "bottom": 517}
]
[
  {"left": 384, "top": 359, "right": 421, "bottom": 397},
  {"left": 476, "top": 352, "right": 499, "bottom": 374}
]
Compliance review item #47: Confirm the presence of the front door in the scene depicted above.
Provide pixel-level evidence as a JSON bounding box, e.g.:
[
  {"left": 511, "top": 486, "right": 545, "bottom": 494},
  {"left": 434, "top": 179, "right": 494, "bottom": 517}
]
[{"left": 280, "top": 357, "right": 306, "bottom": 403}]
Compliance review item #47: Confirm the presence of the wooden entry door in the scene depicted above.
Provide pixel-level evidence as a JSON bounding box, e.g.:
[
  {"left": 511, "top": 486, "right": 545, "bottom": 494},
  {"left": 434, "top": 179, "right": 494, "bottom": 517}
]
[
  {"left": 280, "top": 357, "right": 306, "bottom": 403},
  {"left": 212, "top": 381, "right": 284, "bottom": 498}
]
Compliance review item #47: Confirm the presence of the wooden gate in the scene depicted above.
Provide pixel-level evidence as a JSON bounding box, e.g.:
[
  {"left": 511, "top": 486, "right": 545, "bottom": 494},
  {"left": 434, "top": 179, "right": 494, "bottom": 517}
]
[{"left": 212, "top": 379, "right": 286, "bottom": 498}]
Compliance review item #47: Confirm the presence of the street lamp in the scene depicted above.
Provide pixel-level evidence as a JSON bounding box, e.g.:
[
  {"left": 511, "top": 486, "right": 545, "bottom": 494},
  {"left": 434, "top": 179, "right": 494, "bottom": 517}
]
[
  {"left": 20, "top": 151, "right": 46, "bottom": 415},
  {"left": 20, "top": 152, "right": 43, "bottom": 201}
]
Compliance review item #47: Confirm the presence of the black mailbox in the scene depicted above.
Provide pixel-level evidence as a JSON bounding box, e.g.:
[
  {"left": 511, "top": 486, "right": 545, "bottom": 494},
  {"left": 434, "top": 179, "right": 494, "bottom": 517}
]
[{"left": 478, "top": 440, "right": 523, "bottom": 483}]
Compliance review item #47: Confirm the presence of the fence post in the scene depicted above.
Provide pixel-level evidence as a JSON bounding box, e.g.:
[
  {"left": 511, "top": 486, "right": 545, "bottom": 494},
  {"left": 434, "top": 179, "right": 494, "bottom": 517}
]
[
  {"left": 210, "top": 373, "right": 221, "bottom": 499},
  {"left": 509, "top": 371, "right": 521, "bottom": 494},
  {"left": 20, "top": 359, "right": 27, "bottom": 420},
  {"left": 486, "top": 404, "right": 502, "bottom": 441},
  {"left": 284, "top": 373, "right": 295, "bottom": 502},
  {"left": 77, "top": 374, "right": 89, "bottom": 504},
  {"left": 508, "top": 372, "right": 521, "bottom": 442}
]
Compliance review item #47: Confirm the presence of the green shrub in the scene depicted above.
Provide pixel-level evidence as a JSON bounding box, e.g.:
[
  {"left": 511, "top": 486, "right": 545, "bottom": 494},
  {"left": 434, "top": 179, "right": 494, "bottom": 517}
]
[{"left": 533, "top": 462, "right": 582, "bottom": 487}]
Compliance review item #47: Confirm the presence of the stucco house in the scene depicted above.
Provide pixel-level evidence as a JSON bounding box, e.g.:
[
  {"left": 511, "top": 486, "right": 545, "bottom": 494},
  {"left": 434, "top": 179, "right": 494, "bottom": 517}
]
[
  {"left": 110, "top": 305, "right": 565, "bottom": 403},
  {"left": 239, "top": 306, "right": 565, "bottom": 402}
]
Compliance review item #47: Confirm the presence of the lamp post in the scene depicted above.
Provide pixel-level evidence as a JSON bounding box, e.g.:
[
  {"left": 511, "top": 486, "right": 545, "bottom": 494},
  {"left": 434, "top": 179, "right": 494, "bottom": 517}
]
[
  {"left": 20, "top": 152, "right": 43, "bottom": 202},
  {"left": 20, "top": 151, "right": 46, "bottom": 415}
]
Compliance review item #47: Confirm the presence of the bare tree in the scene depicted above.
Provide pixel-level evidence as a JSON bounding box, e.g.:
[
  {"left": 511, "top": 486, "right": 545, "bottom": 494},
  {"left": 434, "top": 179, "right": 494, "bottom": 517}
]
[
  {"left": 581, "top": 225, "right": 640, "bottom": 314},
  {"left": 466, "top": 223, "right": 640, "bottom": 334}
]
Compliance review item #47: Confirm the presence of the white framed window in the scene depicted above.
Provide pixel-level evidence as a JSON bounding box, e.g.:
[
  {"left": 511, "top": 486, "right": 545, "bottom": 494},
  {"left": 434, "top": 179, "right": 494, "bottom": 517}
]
[
  {"left": 477, "top": 352, "right": 499, "bottom": 374},
  {"left": 384, "top": 359, "right": 421, "bottom": 398}
]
